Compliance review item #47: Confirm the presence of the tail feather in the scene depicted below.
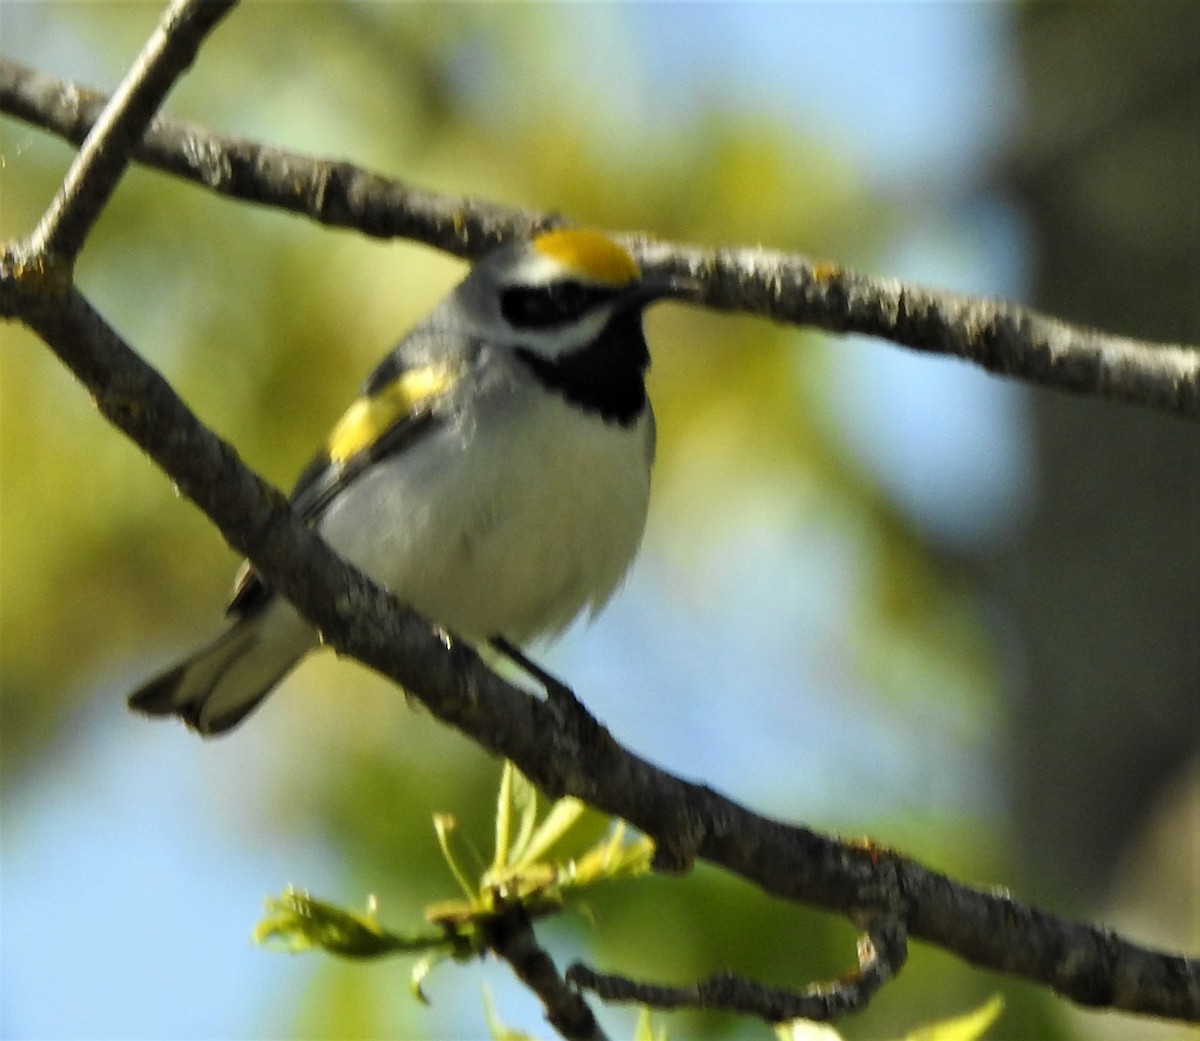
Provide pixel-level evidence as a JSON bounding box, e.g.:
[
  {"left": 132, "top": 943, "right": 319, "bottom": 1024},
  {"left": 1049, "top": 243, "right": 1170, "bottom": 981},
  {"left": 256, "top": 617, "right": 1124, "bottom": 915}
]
[{"left": 128, "top": 611, "right": 306, "bottom": 736}]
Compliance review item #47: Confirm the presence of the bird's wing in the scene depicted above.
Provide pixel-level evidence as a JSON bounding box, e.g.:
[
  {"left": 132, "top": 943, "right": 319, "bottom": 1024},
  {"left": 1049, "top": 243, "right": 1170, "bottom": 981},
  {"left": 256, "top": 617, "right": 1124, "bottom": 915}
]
[{"left": 226, "top": 350, "right": 463, "bottom": 617}]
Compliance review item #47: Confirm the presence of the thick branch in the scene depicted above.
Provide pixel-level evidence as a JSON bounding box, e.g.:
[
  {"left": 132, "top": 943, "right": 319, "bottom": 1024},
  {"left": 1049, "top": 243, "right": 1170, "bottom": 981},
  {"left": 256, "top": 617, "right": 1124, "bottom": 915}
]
[
  {"left": 0, "top": 57, "right": 539, "bottom": 259},
  {"left": 2, "top": 57, "right": 1197, "bottom": 417},
  {"left": 636, "top": 240, "right": 1199, "bottom": 418}
]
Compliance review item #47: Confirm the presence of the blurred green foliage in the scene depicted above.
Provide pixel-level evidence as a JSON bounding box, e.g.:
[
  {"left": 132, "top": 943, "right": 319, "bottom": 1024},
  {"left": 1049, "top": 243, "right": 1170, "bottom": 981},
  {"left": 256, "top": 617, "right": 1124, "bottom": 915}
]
[{"left": 0, "top": 4, "right": 1060, "bottom": 1040}]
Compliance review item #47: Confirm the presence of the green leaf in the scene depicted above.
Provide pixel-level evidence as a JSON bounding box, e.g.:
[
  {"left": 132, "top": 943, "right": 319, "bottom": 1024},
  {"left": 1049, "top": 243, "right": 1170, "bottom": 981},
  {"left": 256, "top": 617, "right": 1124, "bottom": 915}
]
[
  {"left": 493, "top": 761, "right": 516, "bottom": 873},
  {"left": 775, "top": 1021, "right": 843, "bottom": 1041},
  {"left": 901, "top": 995, "right": 1005, "bottom": 1041},
  {"left": 256, "top": 887, "right": 448, "bottom": 960},
  {"left": 634, "top": 1006, "right": 668, "bottom": 1041},
  {"left": 494, "top": 761, "right": 541, "bottom": 873},
  {"left": 514, "top": 795, "right": 588, "bottom": 869},
  {"left": 569, "top": 823, "right": 653, "bottom": 888},
  {"left": 262, "top": 767, "right": 658, "bottom": 993}
]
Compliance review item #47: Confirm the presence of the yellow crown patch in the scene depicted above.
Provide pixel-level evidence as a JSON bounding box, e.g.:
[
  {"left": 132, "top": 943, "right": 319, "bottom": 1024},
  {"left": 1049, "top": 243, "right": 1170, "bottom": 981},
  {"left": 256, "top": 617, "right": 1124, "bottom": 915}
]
[{"left": 532, "top": 228, "right": 640, "bottom": 287}]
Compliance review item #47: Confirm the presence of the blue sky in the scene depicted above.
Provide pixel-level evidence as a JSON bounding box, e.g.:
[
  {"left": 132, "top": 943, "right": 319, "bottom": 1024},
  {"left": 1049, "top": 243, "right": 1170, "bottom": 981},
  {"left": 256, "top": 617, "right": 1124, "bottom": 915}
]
[{"left": 2, "top": 5, "right": 1029, "bottom": 1038}]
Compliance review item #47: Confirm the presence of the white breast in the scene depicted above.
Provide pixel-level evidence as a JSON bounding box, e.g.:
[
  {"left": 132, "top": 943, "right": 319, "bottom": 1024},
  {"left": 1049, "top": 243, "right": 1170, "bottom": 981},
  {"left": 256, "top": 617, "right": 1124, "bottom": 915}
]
[{"left": 317, "top": 383, "right": 653, "bottom": 645}]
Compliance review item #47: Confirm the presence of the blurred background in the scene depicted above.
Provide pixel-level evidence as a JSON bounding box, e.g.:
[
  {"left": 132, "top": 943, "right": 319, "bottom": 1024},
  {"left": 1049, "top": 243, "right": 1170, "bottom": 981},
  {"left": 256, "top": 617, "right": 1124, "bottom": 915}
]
[{"left": 1, "top": 4, "right": 1196, "bottom": 1039}]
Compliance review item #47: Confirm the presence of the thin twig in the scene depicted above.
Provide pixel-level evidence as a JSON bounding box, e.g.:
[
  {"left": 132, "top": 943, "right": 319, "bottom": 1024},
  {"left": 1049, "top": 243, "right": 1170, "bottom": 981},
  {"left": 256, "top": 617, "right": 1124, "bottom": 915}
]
[
  {"left": 26, "top": 1, "right": 237, "bottom": 261},
  {"left": 484, "top": 900, "right": 609, "bottom": 1041},
  {"left": 2, "top": 57, "right": 1196, "bottom": 417},
  {"left": 566, "top": 916, "right": 908, "bottom": 1024}
]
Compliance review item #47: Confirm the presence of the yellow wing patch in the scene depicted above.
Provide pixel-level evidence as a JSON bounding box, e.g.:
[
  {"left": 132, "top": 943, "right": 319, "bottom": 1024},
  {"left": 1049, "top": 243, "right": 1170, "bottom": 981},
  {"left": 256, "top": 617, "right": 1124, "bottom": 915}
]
[
  {"left": 327, "top": 363, "right": 454, "bottom": 463},
  {"left": 532, "top": 228, "right": 640, "bottom": 287}
]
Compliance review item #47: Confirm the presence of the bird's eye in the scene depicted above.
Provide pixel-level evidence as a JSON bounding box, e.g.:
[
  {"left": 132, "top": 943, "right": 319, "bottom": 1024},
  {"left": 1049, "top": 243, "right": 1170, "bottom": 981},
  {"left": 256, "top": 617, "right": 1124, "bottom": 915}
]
[{"left": 501, "top": 281, "right": 612, "bottom": 329}]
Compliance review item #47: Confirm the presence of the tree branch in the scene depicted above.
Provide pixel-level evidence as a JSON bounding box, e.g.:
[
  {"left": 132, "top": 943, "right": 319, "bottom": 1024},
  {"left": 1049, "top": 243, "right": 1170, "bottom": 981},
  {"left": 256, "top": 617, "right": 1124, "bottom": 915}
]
[
  {"left": 0, "top": 56, "right": 539, "bottom": 259},
  {"left": 2, "top": 6, "right": 1198, "bottom": 1029},
  {"left": 484, "top": 900, "right": 609, "bottom": 1041},
  {"left": 566, "top": 915, "right": 908, "bottom": 1023},
  {"left": 2, "top": 57, "right": 1197, "bottom": 417},
  {"left": 26, "top": 1, "right": 236, "bottom": 261},
  {"left": 635, "top": 239, "right": 1199, "bottom": 419}
]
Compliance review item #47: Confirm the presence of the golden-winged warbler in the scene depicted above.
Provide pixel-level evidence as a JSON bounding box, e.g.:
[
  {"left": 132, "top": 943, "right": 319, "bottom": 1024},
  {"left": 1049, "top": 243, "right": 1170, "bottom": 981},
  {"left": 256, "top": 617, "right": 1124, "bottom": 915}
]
[{"left": 129, "top": 228, "right": 686, "bottom": 734}]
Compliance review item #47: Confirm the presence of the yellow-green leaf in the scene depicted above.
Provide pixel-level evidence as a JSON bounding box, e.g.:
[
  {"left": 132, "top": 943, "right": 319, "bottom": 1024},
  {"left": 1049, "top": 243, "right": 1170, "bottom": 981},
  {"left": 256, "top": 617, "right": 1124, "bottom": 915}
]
[
  {"left": 493, "top": 762, "right": 516, "bottom": 874},
  {"left": 570, "top": 826, "right": 653, "bottom": 887},
  {"left": 514, "top": 796, "right": 588, "bottom": 868},
  {"left": 901, "top": 995, "right": 1005, "bottom": 1041},
  {"left": 256, "top": 887, "right": 444, "bottom": 960},
  {"left": 634, "top": 1006, "right": 668, "bottom": 1041},
  {"left": 494, "top": 761, "right": 541, "bottom": 872},
  {"left": 775, "top": 1020, "right": 843, "bottom": 1041}
]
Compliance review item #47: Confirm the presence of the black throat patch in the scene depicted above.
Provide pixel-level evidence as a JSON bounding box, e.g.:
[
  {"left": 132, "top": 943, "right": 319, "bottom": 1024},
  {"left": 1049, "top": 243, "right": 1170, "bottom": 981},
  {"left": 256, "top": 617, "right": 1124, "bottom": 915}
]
[{"left": 514, "top": 310, "right": 650, "bottom": 426}]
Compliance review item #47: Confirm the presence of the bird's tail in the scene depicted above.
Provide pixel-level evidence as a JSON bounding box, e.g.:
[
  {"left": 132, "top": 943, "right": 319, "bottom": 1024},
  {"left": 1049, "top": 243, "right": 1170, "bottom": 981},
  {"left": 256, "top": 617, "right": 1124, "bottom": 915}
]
[{"left": 128, "top": 608, "right": 308, "bottom": 736}]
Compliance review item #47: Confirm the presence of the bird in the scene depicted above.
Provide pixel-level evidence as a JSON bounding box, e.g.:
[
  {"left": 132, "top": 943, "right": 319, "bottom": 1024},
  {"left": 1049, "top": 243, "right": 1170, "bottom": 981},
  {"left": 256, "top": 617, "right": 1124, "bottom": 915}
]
[{"left": 127, "top": 227, "right": 687, "bottom": 735}]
